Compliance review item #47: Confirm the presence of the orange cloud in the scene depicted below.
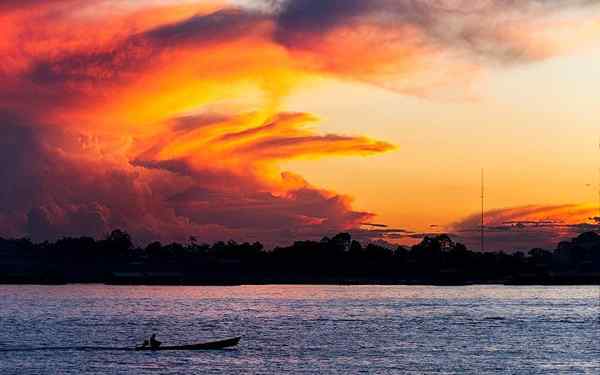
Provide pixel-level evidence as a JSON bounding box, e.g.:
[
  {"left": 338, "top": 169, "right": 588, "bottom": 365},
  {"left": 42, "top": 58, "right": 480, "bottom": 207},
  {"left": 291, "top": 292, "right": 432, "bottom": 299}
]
[{"left": 0, "top": 2, "right": 394, "bottom": 244}]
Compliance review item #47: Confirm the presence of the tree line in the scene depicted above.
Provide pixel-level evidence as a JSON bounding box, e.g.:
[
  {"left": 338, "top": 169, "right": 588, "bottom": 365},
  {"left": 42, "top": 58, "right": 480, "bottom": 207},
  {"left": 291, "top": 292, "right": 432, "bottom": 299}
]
[{"left": 1, "top": 230, "right": 599, "bottom": 284}]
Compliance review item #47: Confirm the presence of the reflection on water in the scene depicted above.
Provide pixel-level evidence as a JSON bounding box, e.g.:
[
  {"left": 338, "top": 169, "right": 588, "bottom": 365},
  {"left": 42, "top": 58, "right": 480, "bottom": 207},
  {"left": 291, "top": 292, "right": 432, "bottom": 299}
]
[{"left": 0, "top": 285, "right": 598, "bottom": 374}]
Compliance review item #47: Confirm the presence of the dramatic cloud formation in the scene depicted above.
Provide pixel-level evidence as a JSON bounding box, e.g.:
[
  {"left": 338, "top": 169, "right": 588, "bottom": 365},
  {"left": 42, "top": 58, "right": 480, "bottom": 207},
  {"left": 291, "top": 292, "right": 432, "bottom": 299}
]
[
  {"left": 1, "top": 0, "right": 599, "bottom": 246},
  {"left": 1, "top": 114, "right": 386, "bottom": 245}
]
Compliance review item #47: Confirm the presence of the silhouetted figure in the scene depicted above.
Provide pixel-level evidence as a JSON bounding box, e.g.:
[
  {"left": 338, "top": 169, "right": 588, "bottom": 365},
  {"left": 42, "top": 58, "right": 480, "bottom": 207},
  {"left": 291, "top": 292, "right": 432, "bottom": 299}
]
[{"left": 150, "top": 334, "right": 161, "bottom": 349}]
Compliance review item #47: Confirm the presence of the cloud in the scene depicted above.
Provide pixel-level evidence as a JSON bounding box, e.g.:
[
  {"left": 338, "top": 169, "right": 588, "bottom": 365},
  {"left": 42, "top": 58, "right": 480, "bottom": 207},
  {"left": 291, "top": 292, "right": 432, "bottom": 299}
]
[
  {"left": 450, "top": 204, "right": 599, "bottom": 251},
  {"left": 269, "top": 0, "right": 600, "bottom": 95},
  {"left": 144, "top": 8, "right": 266, "bottom": 45},
  {"left": 0, "top": 0, "right": 77, "bottom": 11},
  {"left": 0, "top": 110, "right": 385, "bottom": 246},
  {"left": 0, "top": 0, "right": 599, "bottom": 247},
  {"left": 273, "top": 0, "right": 600, "bottom": 62},
  {"left": 8, "top": 0, "right": 600, "bottom": 120}
]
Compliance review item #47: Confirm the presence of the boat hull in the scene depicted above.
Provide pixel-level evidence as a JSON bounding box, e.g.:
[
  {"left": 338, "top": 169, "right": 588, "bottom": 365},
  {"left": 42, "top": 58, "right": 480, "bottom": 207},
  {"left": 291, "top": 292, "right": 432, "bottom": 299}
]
[{"left": 135, "top": 337, "right": 240, "bottom": 351}]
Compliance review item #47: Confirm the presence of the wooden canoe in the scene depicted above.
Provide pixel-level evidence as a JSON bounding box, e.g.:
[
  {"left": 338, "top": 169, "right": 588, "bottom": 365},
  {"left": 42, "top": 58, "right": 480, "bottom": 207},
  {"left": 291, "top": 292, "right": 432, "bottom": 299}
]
[{"left": 135, "top": 337, "right": 240, "bottom": 351}]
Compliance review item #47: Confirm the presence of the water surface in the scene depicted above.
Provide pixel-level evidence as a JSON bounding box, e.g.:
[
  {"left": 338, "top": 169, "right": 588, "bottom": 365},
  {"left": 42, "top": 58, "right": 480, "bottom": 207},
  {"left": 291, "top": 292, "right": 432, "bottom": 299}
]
[{"left": 0, "top": 285, "right": 598, "bottom": 374}]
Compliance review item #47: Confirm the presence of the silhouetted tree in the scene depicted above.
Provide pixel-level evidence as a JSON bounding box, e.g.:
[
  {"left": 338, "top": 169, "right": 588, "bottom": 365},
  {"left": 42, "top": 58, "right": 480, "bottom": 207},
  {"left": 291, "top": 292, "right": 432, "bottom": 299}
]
[
  {"left": 349, "top": 240, "right": 363, "bottom": 253},
  {"left": 100, "top": 229, "right": 133, "bottom": 257},
  {"left": 2, "top": 229, "right": 600, "bottom": 284},
  {"left": 331, "top": 233, "right": 352, "bottom": 252}
]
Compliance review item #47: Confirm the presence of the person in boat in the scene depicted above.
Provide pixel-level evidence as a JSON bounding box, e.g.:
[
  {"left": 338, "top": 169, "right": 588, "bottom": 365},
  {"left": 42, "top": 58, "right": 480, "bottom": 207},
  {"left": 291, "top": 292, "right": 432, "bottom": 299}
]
[
  {"left": 139, "top": 339, "right": 149, "bottom": 349},
  {"left": 150, "top": 334, "right": 161, "bottom": 349}
]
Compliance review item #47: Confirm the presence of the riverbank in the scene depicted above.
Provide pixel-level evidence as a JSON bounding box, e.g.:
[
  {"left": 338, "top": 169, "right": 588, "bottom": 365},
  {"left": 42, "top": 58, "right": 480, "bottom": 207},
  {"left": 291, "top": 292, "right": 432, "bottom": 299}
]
[{"left": 2, "top": 272, "right": 599, "bottom": 286}]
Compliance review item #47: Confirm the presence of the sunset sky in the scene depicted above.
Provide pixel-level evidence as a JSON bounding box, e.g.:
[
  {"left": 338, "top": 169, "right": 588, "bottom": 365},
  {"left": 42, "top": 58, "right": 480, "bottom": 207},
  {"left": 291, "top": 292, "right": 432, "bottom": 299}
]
[{"left": 1, "top": 0, "right": 600, "bottom": 251}]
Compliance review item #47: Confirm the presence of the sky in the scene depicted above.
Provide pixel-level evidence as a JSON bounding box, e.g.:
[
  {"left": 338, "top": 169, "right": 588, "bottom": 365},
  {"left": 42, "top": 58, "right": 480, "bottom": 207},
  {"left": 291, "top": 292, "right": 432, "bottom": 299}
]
[{"left": 1, "top": 0, "right": 600, "bottom": 251}]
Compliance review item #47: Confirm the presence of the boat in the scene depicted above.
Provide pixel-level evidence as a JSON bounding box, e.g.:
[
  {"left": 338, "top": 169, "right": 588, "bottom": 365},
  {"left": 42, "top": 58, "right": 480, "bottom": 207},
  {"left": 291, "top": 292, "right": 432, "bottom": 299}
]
[{"left": 135, "top": 337, "right": 240, "bottom": 351}]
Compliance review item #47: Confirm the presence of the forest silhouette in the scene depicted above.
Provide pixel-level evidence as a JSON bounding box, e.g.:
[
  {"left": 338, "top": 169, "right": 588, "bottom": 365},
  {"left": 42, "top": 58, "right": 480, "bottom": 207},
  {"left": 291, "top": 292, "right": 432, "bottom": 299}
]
[{"left": 1, "top": 230, "right": 599, "bottom": 285}]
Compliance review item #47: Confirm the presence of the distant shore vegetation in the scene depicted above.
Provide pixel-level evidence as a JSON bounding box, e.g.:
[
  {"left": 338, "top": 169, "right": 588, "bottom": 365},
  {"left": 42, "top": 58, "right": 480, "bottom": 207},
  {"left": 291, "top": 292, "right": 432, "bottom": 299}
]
[{"left": 1, "top": 230, "right": 599, "bottom": 285}]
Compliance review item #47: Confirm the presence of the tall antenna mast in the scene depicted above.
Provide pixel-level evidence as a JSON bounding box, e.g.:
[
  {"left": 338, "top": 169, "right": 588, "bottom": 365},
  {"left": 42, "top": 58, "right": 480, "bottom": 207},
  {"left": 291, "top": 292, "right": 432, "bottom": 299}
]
[
  {"left": 597, "top": 137, "right": 600, "bottom": 224},
  {"left": 597, "top": 166, "right": 600, "bottom": 224},
  {"left": 481, "top": 168, "right": 485, "bottom": 252}
]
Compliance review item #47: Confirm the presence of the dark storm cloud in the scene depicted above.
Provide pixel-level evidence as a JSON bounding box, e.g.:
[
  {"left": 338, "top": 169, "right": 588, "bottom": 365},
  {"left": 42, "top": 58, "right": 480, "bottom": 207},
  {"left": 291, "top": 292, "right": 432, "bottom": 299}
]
[
  {"left": 272, "top": 0, "right": 600, "bottom": 63},
  {"left": 144, "top": 8, "right": 265, "bottom": 46},
  {"left": 274, "top": 0, "right": 370, "bottom": 38}
]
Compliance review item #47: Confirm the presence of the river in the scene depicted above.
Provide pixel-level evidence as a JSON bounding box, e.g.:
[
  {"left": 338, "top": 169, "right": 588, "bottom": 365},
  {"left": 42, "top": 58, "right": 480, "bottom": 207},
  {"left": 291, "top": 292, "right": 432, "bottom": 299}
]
[{"left": 0, "top": 285, "right": 598, "bottom": 374}]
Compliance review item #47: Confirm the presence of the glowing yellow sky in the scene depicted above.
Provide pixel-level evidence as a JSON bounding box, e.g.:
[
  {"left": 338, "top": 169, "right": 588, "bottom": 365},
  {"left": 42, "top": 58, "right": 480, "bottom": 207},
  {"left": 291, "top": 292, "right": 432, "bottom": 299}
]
[{"left": 282, "top": 46, "right": 600, "bottom": 233}]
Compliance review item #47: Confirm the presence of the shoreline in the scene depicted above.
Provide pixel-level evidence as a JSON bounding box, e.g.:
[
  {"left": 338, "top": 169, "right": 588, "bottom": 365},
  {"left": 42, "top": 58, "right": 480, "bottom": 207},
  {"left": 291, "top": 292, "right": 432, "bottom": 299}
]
[{"left": 1, "top": 279, "right": 598, "bottom": 286}]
